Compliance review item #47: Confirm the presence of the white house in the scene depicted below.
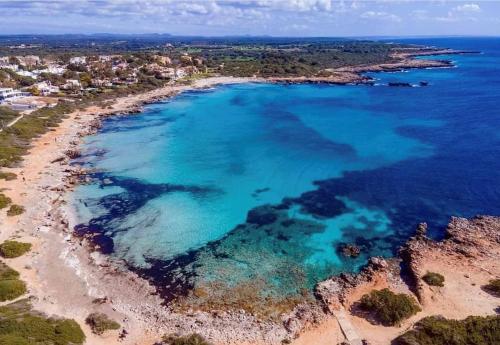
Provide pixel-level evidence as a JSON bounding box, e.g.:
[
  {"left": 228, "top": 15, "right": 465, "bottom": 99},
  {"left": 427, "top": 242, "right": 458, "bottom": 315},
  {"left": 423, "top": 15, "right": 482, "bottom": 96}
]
[
  {"left": 0, "top": 87, "right": 30, "bottom": 102},
  {"left": 34, "top": 81, "right": 60, "bottom": 96},
  {"left": 69, "top": 56, "right": 87, "bottom": 65}
]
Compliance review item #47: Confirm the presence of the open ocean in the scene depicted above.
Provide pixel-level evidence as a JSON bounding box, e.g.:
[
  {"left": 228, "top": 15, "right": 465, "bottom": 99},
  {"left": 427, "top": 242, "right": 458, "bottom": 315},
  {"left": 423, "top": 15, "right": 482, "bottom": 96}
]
[{"left": 72, "top": 37, "right": 500, "bottom": 307}]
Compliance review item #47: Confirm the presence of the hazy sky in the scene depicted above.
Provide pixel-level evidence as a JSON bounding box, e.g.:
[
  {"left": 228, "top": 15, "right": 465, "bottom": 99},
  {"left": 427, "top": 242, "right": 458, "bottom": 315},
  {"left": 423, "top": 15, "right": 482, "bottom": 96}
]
[{"left": 1, "top": 0, "right": 499, "bottom": 37}]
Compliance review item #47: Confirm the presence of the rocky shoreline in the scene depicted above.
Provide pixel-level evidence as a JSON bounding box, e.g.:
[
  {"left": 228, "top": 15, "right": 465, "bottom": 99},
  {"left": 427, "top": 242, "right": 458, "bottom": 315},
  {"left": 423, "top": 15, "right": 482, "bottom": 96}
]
[{"left": 268, "top": 47, "right": 474, "bottom": 85}]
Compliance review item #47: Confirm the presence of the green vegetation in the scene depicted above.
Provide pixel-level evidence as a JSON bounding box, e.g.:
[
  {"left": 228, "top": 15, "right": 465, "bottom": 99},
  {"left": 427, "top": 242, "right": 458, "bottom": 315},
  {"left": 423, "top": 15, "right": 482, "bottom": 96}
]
[
  {"left": 0, "top": 101, "right": 75, "bottom": 167},
  {"left": 393, "top": 315, "right": 500, "bottom": 345},
  {"left": 0, "top": 299, "right": 85, "bottom": 345},
  {"left": 0, "top": 241, "right": 32, "bottom": 258},
  {"left": 6, "top": 204, "right": 25, "bottom": 217},
  {"left": 161, "top": 334, "right": 212, "bottom": 345},
  {"left": 0, "top": 262, "right": 26, "bottom": 302},
  {"left": 422, "top": 272, "right": 445, "bottom": 287},
  {"left": 0, "top": 106, "right": 20, "bottom": 129},
  {"left": 200, "top": 41, "right": 394, "bottom": 77},
  {"left": 0, "top": 193, "right": 11, "bottom": 209},
  {"left": 359, "top": 288, "right": 421, "bottom": 326},
  {"left": 0, "top": 68, "right": 35, "bottom": 88},
  {"left": 483, "top": 279, "right": 500, "bottom": 297},
  {"left": 0, "top": 171, "right": 16, "bottom": 180},
  {"left": 85, "top": 312, "right": 120, "bottom": 335}
]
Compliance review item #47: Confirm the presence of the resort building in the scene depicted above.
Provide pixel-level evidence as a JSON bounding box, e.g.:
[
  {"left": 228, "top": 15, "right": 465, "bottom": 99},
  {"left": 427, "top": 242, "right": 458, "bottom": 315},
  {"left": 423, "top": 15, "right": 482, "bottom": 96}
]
[{"left": 0, "top": 87, "right": 30, "bottom": 102}]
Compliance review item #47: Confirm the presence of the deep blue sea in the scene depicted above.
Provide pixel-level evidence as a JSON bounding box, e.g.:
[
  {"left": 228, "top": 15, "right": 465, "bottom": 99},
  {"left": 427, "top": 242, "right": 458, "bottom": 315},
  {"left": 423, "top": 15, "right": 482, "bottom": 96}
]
[{"left": 72, "top": 38, "right": 500, "bottom": 307}]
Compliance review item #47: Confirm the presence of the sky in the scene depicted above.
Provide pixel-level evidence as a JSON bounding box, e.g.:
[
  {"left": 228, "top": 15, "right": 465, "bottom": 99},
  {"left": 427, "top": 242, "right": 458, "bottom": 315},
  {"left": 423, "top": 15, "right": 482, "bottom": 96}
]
[{"left": 0, "top": 0, "right": 499, "bottom": 37}]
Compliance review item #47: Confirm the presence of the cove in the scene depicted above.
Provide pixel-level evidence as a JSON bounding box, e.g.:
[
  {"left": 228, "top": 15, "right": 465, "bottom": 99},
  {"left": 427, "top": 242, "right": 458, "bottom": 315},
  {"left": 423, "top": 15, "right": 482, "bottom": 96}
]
[{"left": 72, "top": 38, "right": 500, "bottom": 316}]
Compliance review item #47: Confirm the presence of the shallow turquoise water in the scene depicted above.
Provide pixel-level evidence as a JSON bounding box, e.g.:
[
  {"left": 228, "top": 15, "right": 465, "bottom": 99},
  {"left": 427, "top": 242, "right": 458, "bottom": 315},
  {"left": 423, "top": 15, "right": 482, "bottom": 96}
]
[{"left": 73, "top": 38, "right": 500, "bottom": 304}]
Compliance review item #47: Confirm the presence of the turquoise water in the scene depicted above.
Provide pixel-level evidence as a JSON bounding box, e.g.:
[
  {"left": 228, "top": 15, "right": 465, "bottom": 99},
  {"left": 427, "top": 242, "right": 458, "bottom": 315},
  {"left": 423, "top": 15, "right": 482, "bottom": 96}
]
[{"left": 73, "top": 38, "right": 500, "bottom": 310}]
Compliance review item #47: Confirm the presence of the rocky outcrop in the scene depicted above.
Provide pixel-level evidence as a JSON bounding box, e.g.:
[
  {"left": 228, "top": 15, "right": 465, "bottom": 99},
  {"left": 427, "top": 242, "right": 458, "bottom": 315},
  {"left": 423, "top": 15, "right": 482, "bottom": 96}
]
[
  {"left": 338, "top": 243, "right": 361, "bottom": 258},
  {"left": 400, "top": 216, "right": 500, "bottom": 303},
  {"left": 317, "top": 216, "right": 500, "bottom": 311},
  {"left": 388, "top": 82, "right": 412, "bottom": 87},
  {"left": 315, "top": 257, "right": 390, "bottom": 311}
]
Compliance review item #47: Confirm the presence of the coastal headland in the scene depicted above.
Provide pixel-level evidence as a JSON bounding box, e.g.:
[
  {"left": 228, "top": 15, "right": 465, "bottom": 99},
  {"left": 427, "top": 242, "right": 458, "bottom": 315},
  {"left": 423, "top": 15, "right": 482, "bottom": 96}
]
[{"left": 0, "top": 45, "right": 498, "bottom": 345}]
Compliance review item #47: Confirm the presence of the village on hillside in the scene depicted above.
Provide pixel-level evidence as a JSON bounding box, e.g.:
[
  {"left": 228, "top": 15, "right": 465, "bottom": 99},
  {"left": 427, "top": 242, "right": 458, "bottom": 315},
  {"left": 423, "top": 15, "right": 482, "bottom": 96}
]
[{"left": 0, "top": 49, "right": 206, "bottom": 118}]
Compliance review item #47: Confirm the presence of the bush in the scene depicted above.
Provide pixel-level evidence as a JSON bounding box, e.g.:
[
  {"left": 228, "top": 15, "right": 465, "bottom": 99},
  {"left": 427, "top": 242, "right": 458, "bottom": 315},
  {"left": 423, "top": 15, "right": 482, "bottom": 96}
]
[
  {"left": 359, "top": 288, "right": 421, "bottom": 326},
  {"left": 6, "top": 204, "right": 24, "bottom": 217},
  {"left": 0, "top": 334, "right": 30, "bottom": 345},
  {"left": 0, "top": 279, "right": 26, "bottom": 302},
  {"left": 393, "top": 315, "right": 500, "bottom": 345},
  {"left": 422, "top": 272, "right": 445, "bottom": 287},
  {"left": 85, "top": 312, "right": 120, "bottom": 335},
  {"left": 161, "top": 334, "right": 212, "bottom": 345},
  {"left": 0, "top": 262, "right": 26, "bottom": 302},
  {"left": 483, "top": 279, "right": 500, "bottom": 297},
  {"left": 0, "top": 193, "right": 11, "bottom": 209},
  {"left": 0, "top": 241, "right": 32, "bottom": 258},
  {"left": 0, "top": 172, "right": 16, "bottom": 181},
  {"left": 0, "top": 300, "right": 85, "bottom": 345}
]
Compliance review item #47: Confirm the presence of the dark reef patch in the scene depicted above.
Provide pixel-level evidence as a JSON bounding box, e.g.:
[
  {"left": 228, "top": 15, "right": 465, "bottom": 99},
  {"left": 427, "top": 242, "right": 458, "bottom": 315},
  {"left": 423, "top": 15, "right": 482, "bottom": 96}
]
[{"left": 262, "top": 106, "right": 357, "bottom": 157}]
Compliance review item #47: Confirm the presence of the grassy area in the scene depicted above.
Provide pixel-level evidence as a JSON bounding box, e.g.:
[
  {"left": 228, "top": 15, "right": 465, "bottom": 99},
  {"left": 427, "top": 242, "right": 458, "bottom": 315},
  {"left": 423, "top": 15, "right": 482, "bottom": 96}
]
[
  {"left": 161, "top": 334, "right": 212, "bottom": 345},
  {"left": 422, "top": 272, "right": 445, "bottom": 287},
  {"left": 0, "top": 299, "right": 85, "bottom": 345},
  {"left": 0, "top": 241, "right": 32, "bottom": 259},
  {"left": 393, "top": 315, "right": 500, "bottom": 345},
  {"left": 0, "top": 102, "right": 76, "bottom": 167},
  {"left": 6, "top": 204, "right": 24, "bottom": 217},
  {"left": 0, "top": 106, "right": 20, "bottom": 129},
  {"left": 358, "top": 288, "right": 421, "bottom": 326},
  {"left": 85, "top": 312, "right": 120, "bottom": 335},
  {"left": 0, "top": 262, "right": 26, "bottom": 302}
]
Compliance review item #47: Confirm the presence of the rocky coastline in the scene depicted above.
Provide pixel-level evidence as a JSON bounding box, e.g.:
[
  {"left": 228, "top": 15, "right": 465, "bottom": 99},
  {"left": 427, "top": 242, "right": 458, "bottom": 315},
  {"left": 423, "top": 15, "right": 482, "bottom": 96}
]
[{"left": 268, "top": 47, "right": 475, "bottom": 85}]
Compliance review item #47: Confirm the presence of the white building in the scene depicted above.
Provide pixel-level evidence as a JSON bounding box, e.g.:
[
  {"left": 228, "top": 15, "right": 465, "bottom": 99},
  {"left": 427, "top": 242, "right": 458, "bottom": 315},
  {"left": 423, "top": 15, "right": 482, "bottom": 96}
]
[
  {"left": 69, "top": 56, "right": 87, "bottom": 65},
  {"left": 0, "top": 87, "right": 30, "bottom": 102},
  {"left": 33, "top": 82, "right": 60, "bottom": 96},
  {"left": 61, "top": 79, "right": 82, "bottom": 90},
  {"left": 0, "top": 63, "right": 19, "bottom": 71}
]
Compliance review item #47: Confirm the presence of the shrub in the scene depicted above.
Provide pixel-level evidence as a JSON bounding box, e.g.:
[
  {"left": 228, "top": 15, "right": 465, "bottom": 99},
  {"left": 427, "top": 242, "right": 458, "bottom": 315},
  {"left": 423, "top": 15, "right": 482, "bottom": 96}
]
[
  {"left": 0, "top": 241, "right": 32, "bottom": 258},
  {"left": 0, "top": 262, "right": 26, "bottom": 302},
  {"left": 483, "top": 279, "right": 500, "bottom": 297},
  {"left": 0, "top": 265, "right": 19, "bottom": 280},
  {"left": 6, "top": 204, "right": 24, "bottom": 217},
  {"left": 0, "top": 172, "right": 16, "bottom": 181},
  {"left": 422, "top": 272, "right": 445, "bottom": 287},
  {"left": 161, "top": 334, "right": 212, "bottom": 345},
  {"left": 0, "top": 279, "right": 26, "bottom": 302},
  {"left": 0, "top": 300, "right": 85, "bottom": 345},
  {"left": 85, "top": 312, "right": 121, "bottom": 335},
  {"left": 359, "top": 288, "right": 421, "bottom": 326},
  {"left": 393, "top": 315, "right": 500, "bottom": 345},
  {"left": 0, "top": 334, "right": 30, "bottom": 345},
  {"left": 0, "top": 193, "right": 11, "bottom": 209}
]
